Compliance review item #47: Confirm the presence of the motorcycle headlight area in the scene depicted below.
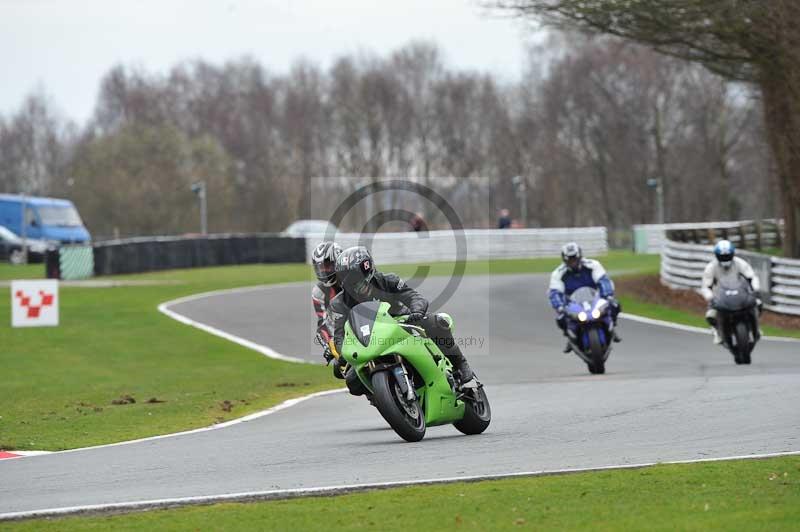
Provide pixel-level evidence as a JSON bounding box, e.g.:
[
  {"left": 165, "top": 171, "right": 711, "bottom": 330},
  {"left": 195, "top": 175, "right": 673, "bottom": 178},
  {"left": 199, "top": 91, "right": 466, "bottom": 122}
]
[
  {"left": 578, "top": 311, "right": 588, "bottom": 322},
  {"left": 591, "top": 308, "right": 601, "bottom": 320}
]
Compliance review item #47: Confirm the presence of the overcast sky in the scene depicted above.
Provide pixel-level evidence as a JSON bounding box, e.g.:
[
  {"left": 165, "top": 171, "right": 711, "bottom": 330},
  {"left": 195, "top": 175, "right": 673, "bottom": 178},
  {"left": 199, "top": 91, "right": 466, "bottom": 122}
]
[{"left": 0, "top": 0, "right": 541, "bottom": 125}]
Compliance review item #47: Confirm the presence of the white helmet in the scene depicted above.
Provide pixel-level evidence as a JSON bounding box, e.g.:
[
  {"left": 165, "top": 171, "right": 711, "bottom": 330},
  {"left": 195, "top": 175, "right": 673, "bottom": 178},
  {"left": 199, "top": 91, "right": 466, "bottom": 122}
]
[{"left": 312, "top": 241, "right": 343, "bottom": 286}]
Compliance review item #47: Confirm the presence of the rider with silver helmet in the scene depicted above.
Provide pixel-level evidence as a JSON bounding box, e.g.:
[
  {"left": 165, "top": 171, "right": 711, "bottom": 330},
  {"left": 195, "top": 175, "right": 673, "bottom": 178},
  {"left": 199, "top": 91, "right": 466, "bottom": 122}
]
[
  {"left": 702, "top": 240, "right": 761, "bottom": 344},
  {"left": 548, "top": 242, "right": 621, "bottom": 353},
  {"left": 311, "top": 241, "right": 343, "bottom": 366},
  {"left": 328, "top": 246, "right": 475, "bottom": 387}
]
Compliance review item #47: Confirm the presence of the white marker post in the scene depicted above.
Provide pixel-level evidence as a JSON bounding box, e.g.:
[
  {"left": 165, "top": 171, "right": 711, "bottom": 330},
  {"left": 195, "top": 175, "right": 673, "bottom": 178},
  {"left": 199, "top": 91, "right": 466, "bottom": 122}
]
[{"left": 11, "top": 280, "right": 59, "bottom": 327}]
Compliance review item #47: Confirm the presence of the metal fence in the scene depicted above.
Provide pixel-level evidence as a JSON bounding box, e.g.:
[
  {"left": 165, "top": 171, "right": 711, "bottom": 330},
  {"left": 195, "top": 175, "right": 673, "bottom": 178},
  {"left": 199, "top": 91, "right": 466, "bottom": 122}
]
[
  {"left": 634, "top": 219, "right": 783, "bottom": 254},
  {"left": 303, "top": 227, "right": 609, "bottom": 264},
  {"left": 660, "top": 239, "right": 800, "bottom": 316}
]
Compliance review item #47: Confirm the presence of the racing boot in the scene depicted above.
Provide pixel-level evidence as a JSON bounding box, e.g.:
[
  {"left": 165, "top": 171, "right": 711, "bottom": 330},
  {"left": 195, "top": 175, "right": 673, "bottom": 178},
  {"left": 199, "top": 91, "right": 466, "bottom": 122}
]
[
  {"left": 446, "top": 347, "right": 474, "bottom": 383},
  {"left": 563, "top": 341, "right": 573, "bottom": 353},
  {"left": 711, "top": 328, "right": 722, "bottom": 345},
  {"left": 612, "top": 330, "right": 622, "bottom": 343}
]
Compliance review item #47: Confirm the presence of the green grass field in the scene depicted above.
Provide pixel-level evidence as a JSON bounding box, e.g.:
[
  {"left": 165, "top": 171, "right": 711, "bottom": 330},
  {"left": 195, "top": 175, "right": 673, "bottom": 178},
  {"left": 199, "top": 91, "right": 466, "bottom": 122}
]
[{"left": 4, "top": 456, "right": 798, "bottom": 531}]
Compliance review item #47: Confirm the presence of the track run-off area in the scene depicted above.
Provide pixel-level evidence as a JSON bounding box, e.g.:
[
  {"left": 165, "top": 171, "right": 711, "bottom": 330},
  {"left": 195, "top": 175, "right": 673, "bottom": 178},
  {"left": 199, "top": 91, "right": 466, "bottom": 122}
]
[{"left": 1, "top": 273, "right": 799, "bottom": 519}]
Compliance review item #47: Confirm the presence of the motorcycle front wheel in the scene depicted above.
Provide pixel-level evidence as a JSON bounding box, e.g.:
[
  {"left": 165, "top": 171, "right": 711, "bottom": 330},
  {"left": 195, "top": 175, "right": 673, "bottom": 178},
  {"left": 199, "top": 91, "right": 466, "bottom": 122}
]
[
  {"left": 372, "top": 370, "right": 426, "bottom": 442},
  {"left": 734, "top": 321, "right": 752, "bottom": 365},
  {"left": 587, "top": 328, "right": 606, "bottom": 374}
]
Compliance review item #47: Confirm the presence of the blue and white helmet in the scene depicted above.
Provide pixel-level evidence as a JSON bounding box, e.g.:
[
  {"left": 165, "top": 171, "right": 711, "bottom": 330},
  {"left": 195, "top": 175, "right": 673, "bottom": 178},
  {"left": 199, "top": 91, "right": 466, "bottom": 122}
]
[{"left": 714, "top": 240, "right": 735, "bottom": 269}]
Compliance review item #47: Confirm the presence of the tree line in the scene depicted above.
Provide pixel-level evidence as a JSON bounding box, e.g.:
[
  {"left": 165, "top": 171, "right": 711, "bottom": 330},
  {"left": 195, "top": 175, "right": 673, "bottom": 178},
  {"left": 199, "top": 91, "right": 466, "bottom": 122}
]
[{"left": 0, "top": 37, "right": 776, "bottom": 241}]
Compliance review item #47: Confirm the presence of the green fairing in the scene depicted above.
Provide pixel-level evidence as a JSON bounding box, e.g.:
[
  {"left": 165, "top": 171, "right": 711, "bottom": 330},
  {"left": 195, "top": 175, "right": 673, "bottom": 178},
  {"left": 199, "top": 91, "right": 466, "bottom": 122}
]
[{"left": 340, "top": 302, "right": 465, "bottom": 425}]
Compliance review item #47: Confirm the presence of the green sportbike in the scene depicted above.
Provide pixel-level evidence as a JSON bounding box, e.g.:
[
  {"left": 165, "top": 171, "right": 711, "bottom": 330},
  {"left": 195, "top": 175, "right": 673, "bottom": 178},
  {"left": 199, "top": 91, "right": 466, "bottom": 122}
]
[{"left": 339, "top": 300, "right": 491, "bottom": 442}]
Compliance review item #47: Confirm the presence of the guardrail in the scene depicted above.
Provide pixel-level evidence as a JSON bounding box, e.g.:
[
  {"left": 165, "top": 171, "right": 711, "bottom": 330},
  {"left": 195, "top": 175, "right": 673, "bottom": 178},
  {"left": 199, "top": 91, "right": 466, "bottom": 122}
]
[
  {"left": 634, "top": 219, "right": 783, "bottom": 254},
  {"left": 85, "top": 227, "right": 608, "bottom": 276},
  {"left": 660, "top": 239, "right": 800, "bottom": 316},
  {"left": 93, "top": 234, "right": 306, "bottom": 275},
  {"left": 770, "top": 257, "right": 800, "bottom": 316},
  {"left": 303, "top": 227, "right": 609, "bottom": 264}
]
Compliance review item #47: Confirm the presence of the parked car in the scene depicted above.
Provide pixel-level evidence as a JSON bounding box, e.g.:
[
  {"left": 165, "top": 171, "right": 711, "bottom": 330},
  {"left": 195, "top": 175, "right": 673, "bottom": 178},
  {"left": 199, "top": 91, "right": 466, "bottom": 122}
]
[
  {"left": 281, "top": 219, "right": 339, "bottom": 238},
  {"left": 0, "top": 194, "right": 91, "bottom": 244},
  {"left": 0, "top": 225, "right": 52, "bottom": 264}
]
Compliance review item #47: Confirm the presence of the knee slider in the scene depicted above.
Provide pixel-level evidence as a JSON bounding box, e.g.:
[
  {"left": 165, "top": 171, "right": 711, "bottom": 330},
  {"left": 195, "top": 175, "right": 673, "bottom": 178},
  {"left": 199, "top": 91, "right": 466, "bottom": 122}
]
[{"left": 434, "top": 312, "right": 454, "bottom": 332}]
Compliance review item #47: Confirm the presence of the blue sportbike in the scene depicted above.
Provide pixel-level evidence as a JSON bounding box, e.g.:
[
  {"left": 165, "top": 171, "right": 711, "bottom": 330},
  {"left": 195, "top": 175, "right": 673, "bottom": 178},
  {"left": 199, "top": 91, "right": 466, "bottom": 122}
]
[{"left": 563, "top": 287, "right": 615, "bottom": 374}]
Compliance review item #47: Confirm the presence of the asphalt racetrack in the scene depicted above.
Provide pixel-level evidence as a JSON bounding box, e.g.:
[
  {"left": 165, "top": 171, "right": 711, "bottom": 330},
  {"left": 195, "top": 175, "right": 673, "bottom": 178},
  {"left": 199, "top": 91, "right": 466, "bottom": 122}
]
[{"left": 2, "top": 274, "right": 799, "bottom": 517}]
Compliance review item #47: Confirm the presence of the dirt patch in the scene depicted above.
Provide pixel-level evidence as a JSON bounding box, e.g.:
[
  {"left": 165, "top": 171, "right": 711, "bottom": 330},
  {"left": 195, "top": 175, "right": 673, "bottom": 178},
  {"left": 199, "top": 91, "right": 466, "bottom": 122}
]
[
  {"left": 617, "top": 274, "right": 800, "bottom": 330},
  {"left": 111, "top": 395, "right": 136, "bottom": 405}
]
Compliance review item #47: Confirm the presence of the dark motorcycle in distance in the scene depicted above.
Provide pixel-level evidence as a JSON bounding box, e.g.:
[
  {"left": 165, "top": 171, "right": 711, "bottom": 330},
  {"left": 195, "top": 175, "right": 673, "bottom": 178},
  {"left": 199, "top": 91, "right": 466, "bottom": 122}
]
[
  {"left": 564, "top": 287, "right": 615, "bottom": 374},
  {"left": 714, "top": 278, "right": 760, "bottom": 365}
]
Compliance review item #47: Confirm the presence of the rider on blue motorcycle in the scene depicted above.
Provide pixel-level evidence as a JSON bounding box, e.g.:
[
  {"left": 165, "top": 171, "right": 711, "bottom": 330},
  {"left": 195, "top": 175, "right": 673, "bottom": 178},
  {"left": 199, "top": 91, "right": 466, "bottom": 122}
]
[{"left": 548, "top": 242, "right": 621, "bottom": 353}]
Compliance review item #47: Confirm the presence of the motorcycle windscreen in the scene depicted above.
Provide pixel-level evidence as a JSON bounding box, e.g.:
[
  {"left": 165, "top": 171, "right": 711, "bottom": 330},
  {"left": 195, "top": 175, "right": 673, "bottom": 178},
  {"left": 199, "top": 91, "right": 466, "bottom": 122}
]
[
  {"left": 716, "top": 278, "right": 756, "bottom": 311},
  {"left": 569, "top": 286, "right": 597, "bottom": 304},
  {"left": 348, "top": 300, "right": 381, "bottom": 347}
]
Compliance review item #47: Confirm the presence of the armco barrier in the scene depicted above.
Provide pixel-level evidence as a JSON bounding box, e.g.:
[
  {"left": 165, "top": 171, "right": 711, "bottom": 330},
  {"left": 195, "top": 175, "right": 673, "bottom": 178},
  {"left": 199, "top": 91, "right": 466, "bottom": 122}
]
[
  {"left": 93, "top": 234, "right": 306, "bottom": 276},
  {"left": 634, "top": 219, "right": 782, "bottom": 254},
  {"left": 303, "top": 227, "right": 609, "bottom": 264},
  {"left": 770, "top": 257, "right": 800, "bottom": 316},
  {"left": 660, "top": 239, "right": 800, "bottom": 316}
]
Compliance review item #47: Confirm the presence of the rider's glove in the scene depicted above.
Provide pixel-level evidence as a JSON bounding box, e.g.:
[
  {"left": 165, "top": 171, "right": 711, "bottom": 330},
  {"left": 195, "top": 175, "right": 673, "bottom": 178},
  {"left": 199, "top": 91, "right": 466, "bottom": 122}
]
[
  {"left": 322, "top": 345, "right": 335, "bottom": 365},
  {"left": 332, "top": 357, "right": 347, "bottom": 379},
  {"left": 407, "top": 312, "right": 425, "bottom": 324}
]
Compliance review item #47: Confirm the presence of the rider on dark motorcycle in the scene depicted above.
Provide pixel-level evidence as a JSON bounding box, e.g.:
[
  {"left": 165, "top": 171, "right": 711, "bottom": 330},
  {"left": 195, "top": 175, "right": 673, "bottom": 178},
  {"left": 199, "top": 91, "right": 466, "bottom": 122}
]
[
  {"left": 548, "top": 242, "right": 621, "bottom": 353},
  {"left": 701, "top": 240, "right": 762, "bottom": 344},
  {"left": 328, "top": 246, "right": 475, "bottom": 390}
]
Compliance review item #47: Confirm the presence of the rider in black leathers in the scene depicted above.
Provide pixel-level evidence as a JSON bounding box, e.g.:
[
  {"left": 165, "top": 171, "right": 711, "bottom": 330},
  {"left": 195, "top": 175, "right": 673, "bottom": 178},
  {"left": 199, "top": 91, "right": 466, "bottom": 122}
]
[{"left": 328, "top": 246, "right": 475, "bottom": 395}]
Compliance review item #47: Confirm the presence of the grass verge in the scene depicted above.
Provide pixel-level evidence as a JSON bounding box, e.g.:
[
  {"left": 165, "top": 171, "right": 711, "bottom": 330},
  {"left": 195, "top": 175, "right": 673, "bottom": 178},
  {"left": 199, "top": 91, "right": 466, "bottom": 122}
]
[
  {"left": 0, "top": 264, "right": 331, "bottom": 451},
  {"left": 4, "top": 456, "right": 798, "bottom": 531}
]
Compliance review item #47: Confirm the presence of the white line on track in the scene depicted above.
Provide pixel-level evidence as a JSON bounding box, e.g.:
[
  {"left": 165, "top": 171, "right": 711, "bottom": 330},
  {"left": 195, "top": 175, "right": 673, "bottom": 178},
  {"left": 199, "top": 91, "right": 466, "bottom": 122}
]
[
  {"left": 2, "top": 450, "right": 799, "bottom": 522},
  {"left": 620, "top": 312, "right": 800, "bottom": 343},
  {"left": 157, "top": 282, "right": 319, "bottom": 364}
]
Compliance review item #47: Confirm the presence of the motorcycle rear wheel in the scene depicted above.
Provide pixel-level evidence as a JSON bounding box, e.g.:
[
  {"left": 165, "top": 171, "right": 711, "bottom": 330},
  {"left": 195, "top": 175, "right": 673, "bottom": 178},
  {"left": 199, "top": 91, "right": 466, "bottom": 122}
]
[
  {"left": 587, "top": 328, "right": 606, "bottom": 375},
  {"left": 372, "top": 370, "right": 426, "bottom": 442}
]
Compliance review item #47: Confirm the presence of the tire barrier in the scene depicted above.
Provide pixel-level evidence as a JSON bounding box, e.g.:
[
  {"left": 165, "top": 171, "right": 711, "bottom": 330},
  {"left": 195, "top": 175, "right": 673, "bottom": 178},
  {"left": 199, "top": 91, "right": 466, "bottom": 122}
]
[
  {"left": 660, "top": 239, "right": 800, "bottom": 316},
  {"left": 93, "top": 234, "right": 307, "bottom": 276}
]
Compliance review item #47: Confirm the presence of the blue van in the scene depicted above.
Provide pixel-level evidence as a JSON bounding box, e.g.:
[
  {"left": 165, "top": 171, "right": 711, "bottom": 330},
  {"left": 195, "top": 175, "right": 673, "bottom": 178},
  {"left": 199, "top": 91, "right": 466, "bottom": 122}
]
[{"left": 0, "top": 194, "right": 91, "bottom": 244}]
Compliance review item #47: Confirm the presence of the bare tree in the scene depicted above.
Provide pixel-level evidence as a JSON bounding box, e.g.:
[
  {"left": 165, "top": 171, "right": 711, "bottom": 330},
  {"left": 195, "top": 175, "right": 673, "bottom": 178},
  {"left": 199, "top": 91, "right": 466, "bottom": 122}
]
[{"left": 492, "top": 0, "right": 800, "bottom": 255}]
